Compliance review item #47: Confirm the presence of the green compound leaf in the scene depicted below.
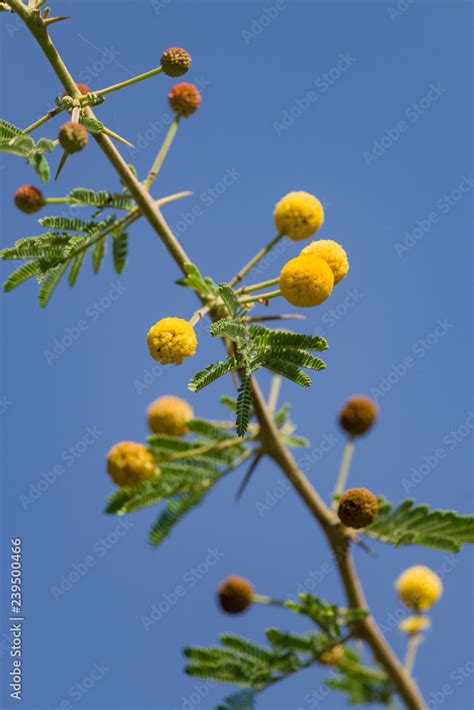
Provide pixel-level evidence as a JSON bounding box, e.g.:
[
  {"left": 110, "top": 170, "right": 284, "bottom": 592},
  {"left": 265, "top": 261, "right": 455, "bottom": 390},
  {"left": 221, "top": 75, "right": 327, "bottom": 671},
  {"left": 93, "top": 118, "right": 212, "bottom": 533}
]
[
  {"left": 218, "top": 282, "right": 245, "bottom": 318},
  {"left": 3, "top": 262, "right": 40, "bottom": 293},
  {"left": 38, "top": 262, "right": 68, "bottom": 308},
  {"left": 148, "top": 492, "right": 206, "bottom": 547},
  {"left": 210, "top": 319, "right": 249, "bottom": 344},
  {"left": 112, "top": 230, "right": 128, "bottom": 274},
  {"left": 249, "top": 327, "right": 328, "bottom": 352},
  {"left": 188, "top": 357, "right": 240, "bottom": 392},
  {"left": 68, "top": 249, "right": 87, "bottom": 287},
  {"left": 92, "top": 237, "right": 107, "bottom": 273},
  {"left": 362, "top": 499, "right": 474, "bottom": 553},
  {"left": 260, "top": 355, "right": 312, "bottom": 388},
  {"left": 236, "top": 376, "right": 252, "bottom": 437},
  {"left": 268, "top": 348, "right": 326, "bottom": 372}
]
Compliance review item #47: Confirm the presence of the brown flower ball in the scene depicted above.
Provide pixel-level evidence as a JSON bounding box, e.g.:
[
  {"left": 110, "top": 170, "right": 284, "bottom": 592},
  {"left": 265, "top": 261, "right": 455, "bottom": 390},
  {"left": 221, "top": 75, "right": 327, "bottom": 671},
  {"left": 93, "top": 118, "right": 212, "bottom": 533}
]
[
  {"left": 339, "top": 396, "right": 378, "bottom": 437},
  {"left": 168, "top": 83, "right": 201, "bottom": 117},
  {"left": 14, "top": 185, "right": 44, "bottom": 214},
  {"left": 218, "top": 576, "right": 254, "bottom": 614},
  {"left": 58, "top": 121, "right": 88, "bottom": 153},
  {"left": 161, "top": 47, "right": 192, "bottom": 77},
  {"left": 338, "top": 488, "right": 378, "bottom": 529}
]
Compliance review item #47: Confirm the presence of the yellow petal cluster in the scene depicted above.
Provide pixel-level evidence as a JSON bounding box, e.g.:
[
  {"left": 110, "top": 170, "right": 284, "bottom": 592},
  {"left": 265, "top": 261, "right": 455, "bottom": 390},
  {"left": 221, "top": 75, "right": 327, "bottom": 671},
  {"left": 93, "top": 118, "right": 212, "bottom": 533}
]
[
  {"left": 147, "top": 317, "right": 197, "bottom": 365},
  {"left": 274, "top": 191, "right": 324, "bottom": 241},
  {"left": 396, "top": 566, "right": 443, "bottom": 611},
  {"left": 106, "top": 441, "right": 156, "bottom": 487},
  {"left": 279, "top": 254, "right": 334, "bottom": 307},
  {"left": 301, "top": 240, "right": 349, "bottom": 285},
  {"left": 147, "top": 395, "right": 194, "bottom": 436}
]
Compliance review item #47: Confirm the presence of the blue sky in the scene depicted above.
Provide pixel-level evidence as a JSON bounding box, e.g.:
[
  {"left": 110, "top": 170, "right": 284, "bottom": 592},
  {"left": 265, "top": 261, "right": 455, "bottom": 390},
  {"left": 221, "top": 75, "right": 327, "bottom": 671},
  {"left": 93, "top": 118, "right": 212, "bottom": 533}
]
[{"left": 0, "top": 1, "right": 473, "bottom": 709}]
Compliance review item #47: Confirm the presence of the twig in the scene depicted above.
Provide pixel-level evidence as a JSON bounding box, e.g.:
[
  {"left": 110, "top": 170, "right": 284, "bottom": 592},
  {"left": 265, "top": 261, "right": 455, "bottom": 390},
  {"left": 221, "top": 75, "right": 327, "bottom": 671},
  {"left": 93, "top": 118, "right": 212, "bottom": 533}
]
[
  {"left": 332, "top": 436, "right": 355, "bottom": 509},
  {"left": 229, "top": 233, "right": 283, "bottom": 287}
]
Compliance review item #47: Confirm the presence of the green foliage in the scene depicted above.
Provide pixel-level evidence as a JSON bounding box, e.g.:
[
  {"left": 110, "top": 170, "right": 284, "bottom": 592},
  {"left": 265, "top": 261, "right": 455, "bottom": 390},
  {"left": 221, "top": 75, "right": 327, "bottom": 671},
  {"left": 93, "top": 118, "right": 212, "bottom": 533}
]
[
  {"left": 112, "top": 230, "right": 128, "bottom": 274},
  {"left": 236, "top": 377, "right": 252, "bottom": 437},
  {"left": 184, "top": 603, "right": 385, "bottom": 707},
  {"left": 189, "top": 358, "right": 240, "bottom": 392},
  {"left": 105, "top": 418, "right": 251, "bottom": 547},
  {"left": 190, "top": 310, "right": 328, "bottom": 435},
  {"left": 0, "top": 205, "right": 127, "bottom": 304},
  {"left": 176, "top": 262, "right": 218, "bottom": 299},
  {"left": 284, "top": 593, "right": 368, "bottom": 639},
  {"left": 0, "top": 119, "right": 55, "bottom": 182},
  {"left": 327, "top": 650, "right": 393, "bottom": 706},
  {"left": 218, "top": 283, "right": 245, "bottom": 318},
  {"left": 363, "top": 499, "right": 474, "bottom": 553}
]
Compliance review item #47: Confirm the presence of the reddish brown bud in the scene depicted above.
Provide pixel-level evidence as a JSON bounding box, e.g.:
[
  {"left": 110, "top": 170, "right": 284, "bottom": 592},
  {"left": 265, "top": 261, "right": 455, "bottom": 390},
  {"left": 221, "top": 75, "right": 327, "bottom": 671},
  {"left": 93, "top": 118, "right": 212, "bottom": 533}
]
[
  {"left": 58, "top": 121, "right": 88, "bottom": 154},
  {"left": 218, "top": 576, "right": 254, "bottom": 614},
  {"left": 161, "top": 48, "right": 192, "bottom": 77},
  {"left": 339, "top": 396, "right": 378, "bottom": 437},
  {"left": 14, "top": 185, "right": 45, "bottom": 214},
  {"left": 338, "top": 488, "right": 378, "bottom": 529},
  {"left": 168, "top": 83, "right": 201, "bottom": 117}
]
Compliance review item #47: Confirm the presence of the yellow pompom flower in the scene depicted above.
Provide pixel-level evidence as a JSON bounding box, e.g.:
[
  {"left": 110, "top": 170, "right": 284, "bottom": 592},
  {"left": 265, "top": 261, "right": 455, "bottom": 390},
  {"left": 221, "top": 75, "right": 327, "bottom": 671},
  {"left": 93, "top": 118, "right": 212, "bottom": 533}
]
[
  {"left": 399, "top": 616, "right": 431, "bottom": 635},
  {"left": 274, "top": 191, "right": 324, "bottom": 241},
  {"left": 147, "top": 317, "right": 197, "bottom": 365},
  {"left": 279, "top": 254, "right": 334, "bottom": 307},
  {"left": 301, "top": 240, "right": 349, "bottom": 285},
  {"left": 106, "top": 441, "right": 157, "bottom": 487},
  {"left": 147, "top": 395, "right": 194, "bottom": 436},
  {"left": 396, "top": 566, "right": 443, "bottom": 611}
]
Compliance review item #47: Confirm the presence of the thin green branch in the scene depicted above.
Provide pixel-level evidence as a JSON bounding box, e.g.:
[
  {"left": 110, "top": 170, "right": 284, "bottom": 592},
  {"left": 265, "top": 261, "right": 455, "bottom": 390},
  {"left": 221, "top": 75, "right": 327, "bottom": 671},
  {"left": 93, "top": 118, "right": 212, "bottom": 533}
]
[
  {"left": 83, "top": 65, "right": 163, "bottom": 101},
  {"left": 332, "top": 437, "right": 355, "bottom": 509},
  {"left": 229, "top": 233, "right": 283, "bottom": 287},
  {"left": 23, "top": 106, "right": 64, "bottom": 133},
  {"left": 144, "top": 116, "right": 180, "bottom": 190}
]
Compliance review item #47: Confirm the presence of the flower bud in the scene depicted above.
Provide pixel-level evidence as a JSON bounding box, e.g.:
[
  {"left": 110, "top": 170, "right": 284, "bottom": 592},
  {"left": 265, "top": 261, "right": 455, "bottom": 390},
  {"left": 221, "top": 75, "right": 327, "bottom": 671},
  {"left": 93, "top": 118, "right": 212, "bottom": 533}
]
[
  {"left": 301, "top": 240, "right": 349, "bottom": 285},
  {"left": 396, "top": 566, "right": 443, "bottom": 611},
  {"left": 339, "top": 396, "right": 378, "bottom": 437},
  {"left": 106, "top": 441, "right": 157, "bottom": 487},
  {"left": 337, "top": 488, "right": 378, "bottom": 529},
  {"left": 218, "top": 576, "right": 254, "bottom": 614},
  {"left": 147, "top": 395, "right": 193, "bottom": 436},
  {"left": 147, "top": 317, "right": 197, "bottom": 365},
  {"left": 274, "top": 191, "right": 324, "bottom": 241},
  {"left": 58, "top": 121, "right": 88, "bottom": 153},
  {"left": 168, "top": 83, "right": 201, "bottom": 117},
  {"left": 161, "top": 48, "right": 192, "bottom": 77},
  {"left": 14, "top": 185, "right": 44, "bottom": 214}
]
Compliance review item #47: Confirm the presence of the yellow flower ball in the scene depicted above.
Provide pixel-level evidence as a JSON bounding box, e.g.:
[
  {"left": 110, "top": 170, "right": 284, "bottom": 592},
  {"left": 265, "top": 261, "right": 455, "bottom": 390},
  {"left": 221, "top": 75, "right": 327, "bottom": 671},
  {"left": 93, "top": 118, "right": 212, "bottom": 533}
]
[
  {"left": 147, "top": 395, "right": 194, "bottom": 436},
  {"left": 301, "top": 240, "right": 349, "bottom": 285},
  {"left": 147, "top": 317, "right": 197, "bottom": 365},
  {"left": 106, "top": 441, "right": 157, "bottom": 487},
  {"left": 274, "top": 191, "right": 324, "bottom": 241},
  {"left": 396, "top": 566, "right": 443, "bottom": 611},
  {"left": 279, "top": 254, "right": 334, "bottom": 307},
  {"left": 399, "top": 616, "right": 431, "bottom": 635}
]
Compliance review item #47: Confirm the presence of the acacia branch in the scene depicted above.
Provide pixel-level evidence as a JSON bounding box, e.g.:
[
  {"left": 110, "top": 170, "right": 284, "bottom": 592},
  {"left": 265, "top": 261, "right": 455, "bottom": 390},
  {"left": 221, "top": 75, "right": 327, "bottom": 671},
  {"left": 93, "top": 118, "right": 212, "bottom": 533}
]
[{"left": 4, "top": 3, "right": 425, "bottom": 707}]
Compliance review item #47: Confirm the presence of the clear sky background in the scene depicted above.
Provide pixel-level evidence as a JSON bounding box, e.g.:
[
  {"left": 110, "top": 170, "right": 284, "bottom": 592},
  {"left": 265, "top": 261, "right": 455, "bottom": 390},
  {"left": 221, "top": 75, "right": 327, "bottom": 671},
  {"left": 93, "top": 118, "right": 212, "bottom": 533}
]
[{"left": 0, "top": 1, "right": 473, "bottom": 709}]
